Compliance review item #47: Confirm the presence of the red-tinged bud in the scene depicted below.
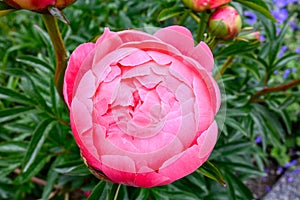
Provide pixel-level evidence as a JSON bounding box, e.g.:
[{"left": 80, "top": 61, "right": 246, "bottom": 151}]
[
  {"left": 208, "top": 6, "right": 242, "bottom": 40},
  {"left": 238, "top": 31, "right": 261, "bottom": 42},
  {"left": 3, "top": 0, "right": 75, "bottom": 12},
  {"left": 182, "top": 0, "right": 231, "bottom": 12}
]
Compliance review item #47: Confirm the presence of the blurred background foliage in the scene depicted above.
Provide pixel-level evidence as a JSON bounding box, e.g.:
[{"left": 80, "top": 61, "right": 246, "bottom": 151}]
[{"left": 0, "top": 0, "right": 299, "bottom": 199}]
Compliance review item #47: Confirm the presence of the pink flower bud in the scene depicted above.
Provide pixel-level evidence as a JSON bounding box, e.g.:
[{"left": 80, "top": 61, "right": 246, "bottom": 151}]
[
  {"left": 4, "top": 0, "right": 75, "bottom": 12},
  {"left": 208, "top": 6, "right": 242, "bottom": 40},
  {"left": 182, "top": 0, "right": 231, "bottom": 12},
  {"left": 237, "top": 31, "right": 261, "bottom": 42}
]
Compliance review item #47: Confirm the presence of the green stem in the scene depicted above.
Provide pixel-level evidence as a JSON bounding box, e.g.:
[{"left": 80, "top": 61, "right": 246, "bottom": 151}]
[
  {"left": 250, "top": 77, "right": 300, "bottom": 102},
  {"left": 196, "top": 11, "right": 209, "bottom": 43},
  {"left": 214, "top": 56, "right": 234, "bottom": 80},
  {"left": 42, "top": 14, "right": 67, "bottom": 100}
]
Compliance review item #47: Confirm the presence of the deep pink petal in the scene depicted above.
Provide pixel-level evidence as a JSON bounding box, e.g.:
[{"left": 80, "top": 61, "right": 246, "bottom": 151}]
[{"left": 63, "top": 43, "right": 95, "bottom": 108}]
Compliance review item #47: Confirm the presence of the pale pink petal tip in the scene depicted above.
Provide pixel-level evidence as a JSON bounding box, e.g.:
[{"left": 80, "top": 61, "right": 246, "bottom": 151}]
[{"left": 163, "top": 25, "right": 193, "bottom": 39}]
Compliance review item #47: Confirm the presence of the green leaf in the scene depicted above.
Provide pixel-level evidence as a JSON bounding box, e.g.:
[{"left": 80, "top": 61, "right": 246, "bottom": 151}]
[
  {"left": 54, "top": 163, "right": 90, "bottom": 176},
  {"left": 22, "top": 118, "right": 56, "bottom": 172},
  {"left": 0, "top": 106, "right": 35, "bottom": 123},
  {"left": 216, "top": 161, "right": 266, "bottom": 177},
  {"left": 157, "top": 6, "right": 185, "bottom": 22},
  {"left": 223, "top": 169, "right": 253, "bottom": 200},
  {"left": 0, "top": 86, "right": 35, "bottom": 106},
  {"left": 225, "top": 117, "right": 248, "bottom": 136},
  {"left": 42, "top": 156, "right": 64, "bottom": 200},
  {"left": 0, "top": 141, "right": 28, "bottom": 153},
  {"left": 198, "top": 161, "right": 226, "bottom": 187},
  {"left": 272, "top": 53, "right": 300, "bottom": 72},
  {"left": 15, "top": 154, "right": 50, "bottom": 184},
  {"left": 87, "top": 181, "right": 108, "bottom": 200},
  {"left": 135, "top": 188, "right": 150, "bottom": 200},
  {"left": 212, "top": 141, "right": 253, "bottom": 159},
  {"left": 16, "top": 55, "right": 54, "bottom": 73},
  {"left": 215, "top": 41, "right": 260, "bottom": 57},
  {"left": 233, "top": 0, "right": 275, "bottom": 22}
]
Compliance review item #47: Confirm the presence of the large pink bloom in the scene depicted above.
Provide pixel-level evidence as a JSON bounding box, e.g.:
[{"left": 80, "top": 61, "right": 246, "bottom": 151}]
[{"left": 63, "top": 26, "right": 221, "bottom": 188}]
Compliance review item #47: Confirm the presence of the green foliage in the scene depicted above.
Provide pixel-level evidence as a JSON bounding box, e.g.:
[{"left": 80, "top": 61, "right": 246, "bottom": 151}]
[{"left": 0, "top": 0, "right": 299, "bottom": 199}]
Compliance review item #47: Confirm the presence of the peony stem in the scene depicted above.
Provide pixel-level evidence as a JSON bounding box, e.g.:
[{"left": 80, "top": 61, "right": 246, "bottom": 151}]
[
  {"left": 42, "top": 14, "right": 67, "bottom": 100},
  {"left": 196, "top": 11, "right": 209, "bottom": 42},
  {"left": 107, "top": 184, "right": 121, "bottom": 200},
  {"left": 214, "top": 56, "right": 234, "bottom": 80},
  {"left": 250, "top": 77, "right": 300, "bottom": 102}
]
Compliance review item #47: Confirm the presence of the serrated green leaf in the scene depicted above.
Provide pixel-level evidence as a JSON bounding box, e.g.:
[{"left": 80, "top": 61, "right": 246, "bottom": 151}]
[
  {"left": 234, "top": 0, "right": 275, "bottom": 22},
  {"left": 198, "top": 161, "right": 226, "bottom": 187},
  {"left": 0, "top": 106, "right": 35, "bottom": 123},
  {"left": 22, "top": 118, "right": 56, "bottom": 172},
  {"left": 157, "top": 6, "right": 185, "bottom": 22}
]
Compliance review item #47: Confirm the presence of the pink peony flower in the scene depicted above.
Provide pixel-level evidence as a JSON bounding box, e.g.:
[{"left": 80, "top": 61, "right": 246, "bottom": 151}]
[
  {"left": 182, "top": 0, "right": 231, "bottom": 12},
  {"left": 63, "top": 26, "right": 221, "bottom": 188},
  {"left": 208, "top": 6, "right": 242, "bottom": 40},
  {"left": 4, "top": 0, "right": 75, "bottom": 11}
]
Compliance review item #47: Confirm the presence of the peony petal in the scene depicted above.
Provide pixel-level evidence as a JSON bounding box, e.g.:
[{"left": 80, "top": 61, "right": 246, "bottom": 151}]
[
  {"left": 154, "top": 26, "right": 194, "bottom": 56},
  {"left": 198, "top": 121, "right": 218, "bottom": 158},
  {"left": 119, "top": 50, "right": 152, "bottom": 67},
  {"left": 63, "top": 42, "right": 95, "bottom": 108},
  {"left": 158, "top": 121, "right": 218, "bottom": 182},
  {"left": 188, "top": 42, "right": 214, "bottom": 73}
]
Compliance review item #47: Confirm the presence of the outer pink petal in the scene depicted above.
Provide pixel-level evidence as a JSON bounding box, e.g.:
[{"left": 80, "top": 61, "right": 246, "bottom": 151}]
[
  {"left": 158, "top": 121, "right": 218, "bottom": 182},
  {"left": 63, "top": 43, "right": 95, "bottom": 108},
  {"left": 154, "top": 26, "right": 194, "bottom": 56},
  {"left": 188, "top": 42, "right": 214, "bottom": 73}
]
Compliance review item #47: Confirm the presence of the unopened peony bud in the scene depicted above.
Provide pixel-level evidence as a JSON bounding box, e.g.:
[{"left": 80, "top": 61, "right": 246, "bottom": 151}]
[
  {"left": 237, "top": 31, "right": 261, "bottom": 42},
  {"left": 3, "top": 0, "right": 75, "bottom": 12},
  {"left": 182, "top": 0, "right": 231, "bottom": 12},
  {"left": 208, "top": 6, "right": 242, "bottom": 40}
]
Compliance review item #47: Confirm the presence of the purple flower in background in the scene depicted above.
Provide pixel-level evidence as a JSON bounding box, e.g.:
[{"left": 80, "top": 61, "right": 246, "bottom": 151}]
[
  {"left": 276, "top": 167, "right": 283, "bottom": 174},
  {"left": 284, "top": 160, "right": 298, "bottom": 168},
  {"left": 244, "top": 10, "right": 257, "bottom": 25},
  {"left": 287, "top": 176, "right": 294, "bottom": 182},
  {"left": 296, "top": 46, "right": 300, "bottom": 54},
  {"left": 274, "top": 70, "right": 279, "bottom": 75},
  {"left": 283, "top": 69, "right": 291, "bottom": 79},
  {"left": 279, "top": 45, "right": 287, "bottom": 57},
  {"left": 265, "top": 185, "right": 271, "bottom": 192},
  {"left": 271, "top": 8, "right": 289, "bottom": 24},
  {"left": 289, "top": 21, "right": 299, "bottom": 31},
  {"left": 255, "top": 136, "right": 262, "bottom": 143}
]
